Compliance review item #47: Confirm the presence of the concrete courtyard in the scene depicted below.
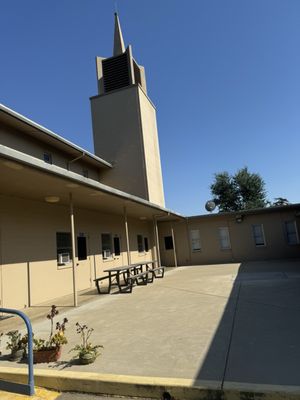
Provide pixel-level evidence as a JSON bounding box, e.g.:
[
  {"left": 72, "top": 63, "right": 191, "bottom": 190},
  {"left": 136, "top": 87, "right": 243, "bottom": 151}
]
[{"left": 1, "top": 259, "right": 300, "bottom": 394}]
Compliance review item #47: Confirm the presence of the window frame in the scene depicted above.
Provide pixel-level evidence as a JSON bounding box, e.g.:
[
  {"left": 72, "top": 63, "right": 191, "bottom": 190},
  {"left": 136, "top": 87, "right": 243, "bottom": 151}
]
[
  {"left": 190, "top": 229, "right": 201, "bottom": 252},
  {"left": 164, "top": 235, "right": 174, "bottom": 251},
  {"left": 101, "top": 233, "right": 113, "bottom": 260},
  {"left": 252, "top": 224, "right": 266, "bottom": 247},
  {"left": 137, "top": 234, "right": 144, "bottom": 254},
  {"left": 77, "top": 235, "right": 87, "bottom": 261},
  {"left": 218, "top": 227, "right": 231, "bottom": 250},
  {"left": 56, "top": 232, "right": 72, "bottom": 267},
  {"left": 144, "top": 237, "right": 149, "bottom": 253},
  {"left": 43, "top": 152, "right": 52, "bottom": 164},
  {"left": 113, "top": 235, "right": 121, "bottom": 257},
  {"left": 284, "top": 220, "right": 299, "bottom": 245}
]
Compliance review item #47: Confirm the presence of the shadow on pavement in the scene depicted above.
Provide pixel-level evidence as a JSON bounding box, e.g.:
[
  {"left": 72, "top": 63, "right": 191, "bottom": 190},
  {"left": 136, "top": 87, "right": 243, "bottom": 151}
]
[{"left": 194, "top": 259, "right": 300, "bottom": 388}]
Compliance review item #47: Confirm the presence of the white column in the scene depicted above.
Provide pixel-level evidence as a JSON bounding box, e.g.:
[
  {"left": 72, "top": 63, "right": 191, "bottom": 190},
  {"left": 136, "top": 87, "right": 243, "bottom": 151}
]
[
  {"left": 124, "top": 206, "right": 131, "bottom": 265},
  {"left": 69, "top": 193, "right": 77, "bottom": 307},
  {"left": 170, "top": 223, "right": 178, "bottom": 268}
]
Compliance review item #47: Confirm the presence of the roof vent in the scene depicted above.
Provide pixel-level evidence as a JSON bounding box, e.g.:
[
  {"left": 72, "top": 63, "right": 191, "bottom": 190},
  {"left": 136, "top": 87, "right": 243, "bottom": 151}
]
[{"left": 102, "top": 53, "right": 130, "bottom": 93}]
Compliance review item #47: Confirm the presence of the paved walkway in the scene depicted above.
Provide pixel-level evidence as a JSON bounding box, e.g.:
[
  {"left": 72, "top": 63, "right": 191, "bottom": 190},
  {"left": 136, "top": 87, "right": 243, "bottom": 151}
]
[{"left": 1, "top": 259, "right": 300, "bottom": 392}]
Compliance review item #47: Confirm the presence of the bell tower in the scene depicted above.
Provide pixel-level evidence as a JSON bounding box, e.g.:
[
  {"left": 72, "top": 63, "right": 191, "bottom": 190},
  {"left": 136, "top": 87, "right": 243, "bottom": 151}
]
[{"left": 90, "top": 13, "right": 165, "bottom": 207}]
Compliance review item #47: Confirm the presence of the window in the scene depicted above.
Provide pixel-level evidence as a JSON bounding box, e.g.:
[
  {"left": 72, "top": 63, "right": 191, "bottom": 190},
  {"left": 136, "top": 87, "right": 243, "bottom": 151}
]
[
  {"left": 164, "top": 236, "right": 174, "bottom": 250},
  {"left": 252, "top": 224, "right": 266, "bottom": 246},
  {"left": 144, "top": 237, "right": 149, "bottom": 252},
  {"left": 83, "top": 169, "right": 89, "bottom": 178},
  {"left": 190, "top": 230, "right": 201, "bottom": 252},
  {"left": 56, "top": 232, "right": 72, "bottom": 264},
  {"left": 101, "top": 233, "right": 112, "bottom": 259},
  {"left": 218, "top": 227, "right": 231, "bottom": 250},
  {"left": 77, "top": 236, "right": 87, "bottom": 261},
  {"left": 285, "top": 221, "right": 299, "bottom": 245},
  {"left": 137, "top": 235, "right": 144, "bottom": 253},
  {"left": 113, "top": 236, "right": 121, "bottom": 256},
  {"left": 136, "top": 235, "right": 149, "bottom": 253},
  {"left": 43, "top": 152, "right": 52, "bottom": 164}
]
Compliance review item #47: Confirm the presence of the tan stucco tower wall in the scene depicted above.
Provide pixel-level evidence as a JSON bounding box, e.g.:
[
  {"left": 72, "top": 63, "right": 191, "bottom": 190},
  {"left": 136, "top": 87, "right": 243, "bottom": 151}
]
[{"left": 91, "top": 85, "right": 164, "bottom": 206}]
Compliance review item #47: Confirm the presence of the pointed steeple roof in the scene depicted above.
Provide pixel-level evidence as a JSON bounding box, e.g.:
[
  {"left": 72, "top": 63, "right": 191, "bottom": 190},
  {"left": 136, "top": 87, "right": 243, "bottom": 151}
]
[{"left": 113, "top": 12, "right": 125, "bottom": 56}]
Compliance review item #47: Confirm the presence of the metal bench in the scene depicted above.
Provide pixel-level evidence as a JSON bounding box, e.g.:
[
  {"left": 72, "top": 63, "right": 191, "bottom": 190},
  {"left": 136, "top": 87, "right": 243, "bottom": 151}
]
[
  {"left": 146, "top": 266, "right": 165, "bottom": 282},
  {"left": 94, "top": 271, "right": 127, "bottom": 294},
  {"left": 118, "top": 271, "right": 149, "bottom": 293}
]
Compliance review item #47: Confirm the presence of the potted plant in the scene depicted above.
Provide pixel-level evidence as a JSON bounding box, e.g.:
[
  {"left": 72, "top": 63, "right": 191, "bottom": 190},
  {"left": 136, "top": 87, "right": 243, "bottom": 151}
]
[
  {"left": 70, "top": 322, "right": 103, "bottom": 365},
  {"left": 6, "top": 330, "right": 26, "bottom": 361},
  {"left": 33, "top": 305, "right": 68, "bottom": 363}
]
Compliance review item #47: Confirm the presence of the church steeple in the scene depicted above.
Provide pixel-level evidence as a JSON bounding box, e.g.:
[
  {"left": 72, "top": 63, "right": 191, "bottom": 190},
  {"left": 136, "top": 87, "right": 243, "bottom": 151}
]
[
  {"left": 91, "top": 13, "right": 165, "bottom": 206},
  {"left": 113, "top": 13, "right": 125, "bottom": 56}
]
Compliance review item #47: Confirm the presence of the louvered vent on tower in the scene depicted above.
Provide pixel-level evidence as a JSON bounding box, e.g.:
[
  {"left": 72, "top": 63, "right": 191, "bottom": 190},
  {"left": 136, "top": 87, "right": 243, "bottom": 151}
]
[{"left": 102, "top": 53, "right": 131, "bottom": 93}]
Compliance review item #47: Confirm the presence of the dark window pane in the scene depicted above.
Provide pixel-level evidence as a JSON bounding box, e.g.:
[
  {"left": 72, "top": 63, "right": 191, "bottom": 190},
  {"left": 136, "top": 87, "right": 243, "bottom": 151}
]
[
  {"left": 137, "top": 235, "right": 144, "bottom": 253},
  {"left": 164, "top": 236, "right": 173, "bottom": 250},
  {"left": 77, "top": 236, "right": 87, "bottom": 261},
  {"left": 144, "top": 237, "right": 149, "bottom": 252},
  {"left": 114, "top": 236, "right": 121, "bottom": 256},
  {"left": 44, "top": 152, "right": 52, "bottom": 164}
]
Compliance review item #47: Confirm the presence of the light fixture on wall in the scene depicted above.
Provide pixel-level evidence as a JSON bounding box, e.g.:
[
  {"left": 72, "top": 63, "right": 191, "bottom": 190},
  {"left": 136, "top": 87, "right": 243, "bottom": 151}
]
[
  {"left": 45, "top": 196, "right": 60, "bottom": 203},
  {"left": 139, "top": 216, "right": 147, "bottom": 220},
  {"left": 235, "top": 214, "right": 243, "bottom": 223}
]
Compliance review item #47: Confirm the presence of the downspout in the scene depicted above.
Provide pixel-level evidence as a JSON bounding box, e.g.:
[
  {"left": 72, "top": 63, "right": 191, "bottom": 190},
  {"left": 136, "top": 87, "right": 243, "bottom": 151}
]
[
  {"left": 153, "top": 216, "right": 161, "bottom": 268},
  {"left": 170, "top": 222, "right": 178, "bottom": 268},
  {"left": 124, "top": 206, "right": 131, "bottom": 265}
]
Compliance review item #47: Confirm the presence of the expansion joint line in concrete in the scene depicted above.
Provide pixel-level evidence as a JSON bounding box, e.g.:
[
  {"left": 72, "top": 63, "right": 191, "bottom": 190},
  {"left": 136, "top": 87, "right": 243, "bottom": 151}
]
[{"left": 221, "top": 282, "right": 241, "bottom": 391}]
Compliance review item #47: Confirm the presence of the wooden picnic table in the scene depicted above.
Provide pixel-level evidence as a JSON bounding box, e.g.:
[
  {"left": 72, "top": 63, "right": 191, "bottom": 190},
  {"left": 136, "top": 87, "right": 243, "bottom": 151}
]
[{"left": 94, "top": 260, "right": 163, "bottom": 294}]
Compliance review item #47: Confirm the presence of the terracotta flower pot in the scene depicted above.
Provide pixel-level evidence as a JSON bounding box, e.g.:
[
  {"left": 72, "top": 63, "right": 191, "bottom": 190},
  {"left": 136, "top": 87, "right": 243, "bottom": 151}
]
[
  {"left": 79, "top": 351, "right": 96, "bottom": 365},
  {"left": 33, "top": 346, "right": 62, "bottom": 363}
]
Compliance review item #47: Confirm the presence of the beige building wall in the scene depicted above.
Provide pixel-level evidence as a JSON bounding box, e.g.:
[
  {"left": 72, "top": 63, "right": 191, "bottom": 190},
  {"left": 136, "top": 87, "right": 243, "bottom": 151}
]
[
  {"left": 0, "top": 194, "right": 155, "bottom": 309},
  {"left": 0, "top": 123, "right": 102, "bottom": 182},
  {"left": 159, "top": 210, "right": 300, "bottom": 266}
]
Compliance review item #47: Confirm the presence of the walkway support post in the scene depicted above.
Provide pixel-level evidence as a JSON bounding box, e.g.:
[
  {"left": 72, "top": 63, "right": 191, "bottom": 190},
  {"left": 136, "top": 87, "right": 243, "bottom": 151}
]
[
  {"left": 170, "top": 223, "right": 178, "bottom": 268},
  {"left": 124, "top": 206, "right": 131, "bottom": 265},
  {"left": 0, "top": 308, "right": 34, "bottom": 396},
  {"left": 69, "top": 193, "right": 77, "bottom": 307},
  {"left": 153, "top": 216, "right": 161, "bottom": 268}
]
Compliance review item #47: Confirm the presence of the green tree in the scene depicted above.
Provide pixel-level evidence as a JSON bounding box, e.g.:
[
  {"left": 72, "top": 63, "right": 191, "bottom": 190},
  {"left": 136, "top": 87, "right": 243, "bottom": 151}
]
[
  {"left": 210, "top": 167, "right": 268, "bottom": 212},
  {"left": 273, "top": 197, "right": 289, "bottom": 206}
]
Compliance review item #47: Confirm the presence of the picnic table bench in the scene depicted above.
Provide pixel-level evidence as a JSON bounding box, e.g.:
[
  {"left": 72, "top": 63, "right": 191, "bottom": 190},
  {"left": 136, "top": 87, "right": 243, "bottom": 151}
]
[{"left": 94, "top": 261, "right": 164, "bottom": 294}]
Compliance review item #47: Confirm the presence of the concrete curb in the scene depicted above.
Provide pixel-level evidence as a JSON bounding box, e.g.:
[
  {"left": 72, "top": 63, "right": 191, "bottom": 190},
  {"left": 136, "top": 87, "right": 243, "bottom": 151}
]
[{"left": 0, "top": 368, "right": 300, "bottom": 400}]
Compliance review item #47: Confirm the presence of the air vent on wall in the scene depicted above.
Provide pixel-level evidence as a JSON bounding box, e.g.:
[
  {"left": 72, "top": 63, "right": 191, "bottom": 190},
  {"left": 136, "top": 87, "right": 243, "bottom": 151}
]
[{"left": 102, "top": 53, "right": 130, "bottom": 93}]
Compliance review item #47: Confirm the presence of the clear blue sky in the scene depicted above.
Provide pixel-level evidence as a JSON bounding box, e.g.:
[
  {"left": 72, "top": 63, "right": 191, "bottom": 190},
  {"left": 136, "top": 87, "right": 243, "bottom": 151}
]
[{"left": 1, "top": 0, "right": 299, "bottom": 215}]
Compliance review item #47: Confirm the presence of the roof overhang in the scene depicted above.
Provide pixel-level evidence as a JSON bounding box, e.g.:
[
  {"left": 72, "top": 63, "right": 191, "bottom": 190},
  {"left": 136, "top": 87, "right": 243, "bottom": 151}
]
[
  {"left": 0, "top": 104, "right": 112, "bottom": 170},
  {"left": 0, "top": 144, "right": 183, "bottom": 222}
]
